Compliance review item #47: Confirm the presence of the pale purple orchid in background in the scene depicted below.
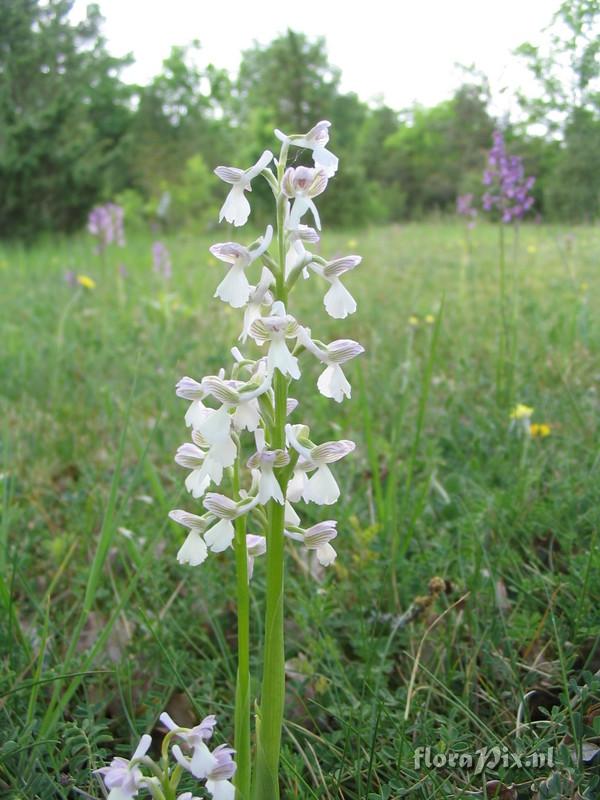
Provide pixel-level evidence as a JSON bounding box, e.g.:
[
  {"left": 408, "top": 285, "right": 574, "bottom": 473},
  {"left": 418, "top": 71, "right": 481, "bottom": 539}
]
[
  {"left": 214, "top": 150, "right": 273, "bottom": 226},
  {"left": 88, "top": 202, "right": 125, "bottom": 253},
  {"left": 482, "top": 130, "right": 535, "bottom": 223},
  {"left": 456, "top": 193, "right": 477, "bottom": 229},
  {"left": 152, "top": 240, "right": 172, "bottom": 279}
]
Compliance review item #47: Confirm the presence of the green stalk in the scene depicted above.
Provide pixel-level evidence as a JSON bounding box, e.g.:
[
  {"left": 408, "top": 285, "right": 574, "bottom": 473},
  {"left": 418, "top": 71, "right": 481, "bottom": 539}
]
[
  {"left": 496, "top": 223, "right": 508, "bottom": 407},
  {"left": 253, "top": 144, "right": 289, "bottom": 799},
  {"left": 233, "top": 458, "right": 251, "bottom": 800}
]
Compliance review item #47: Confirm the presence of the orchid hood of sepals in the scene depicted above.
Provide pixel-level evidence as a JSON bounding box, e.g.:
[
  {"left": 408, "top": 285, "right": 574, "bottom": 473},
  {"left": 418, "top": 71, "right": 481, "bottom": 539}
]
[
  {"left": 282, "top": 166, "right": 328, "bottom": 230},
  {"left": 205, "top": 744, "right": 237, "bottom": 800},
  {"left": 275, "top": 120, "right": 339, "bottom": 177},
  {"left": 203, "top": 491, "right": 259, "bottom": 520},
  {"left": 95, "top": 734, "right": 152, "bottom": 800},
  {"left": 286, "top": 520, "right": 338, "bottom": 566},
  {"left": 214, "top": 150, "right": 273, "bottom": 226},
  {"left": 310, "top": 255, "right": 361, "bottom": 319},
  {"left": 249, "top": 301, "right": 300, "bottom": 380},
  {"left": 210, "top": 225, "right": 273, "bottom": 308},
  {"left": 246, "top": 428, "right": 290, "bottom": 504}
]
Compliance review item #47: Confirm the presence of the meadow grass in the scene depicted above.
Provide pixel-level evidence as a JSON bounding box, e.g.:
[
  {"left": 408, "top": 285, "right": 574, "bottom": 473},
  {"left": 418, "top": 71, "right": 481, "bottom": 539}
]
[{"left": 1, "top": 222, "right": 599, "bottom": 798}]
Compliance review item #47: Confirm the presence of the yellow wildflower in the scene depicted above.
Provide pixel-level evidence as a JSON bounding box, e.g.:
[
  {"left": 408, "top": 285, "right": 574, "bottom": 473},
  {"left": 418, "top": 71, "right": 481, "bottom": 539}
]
[
  {"left": 347, "top": 238, "right": 358, "bottom": 248},
  {"left": 408, "top": 315, "right": 419, "bottom": 326},
  {"left": 530, "top": 423, "right": 551, "bottom": 438},
  {"left": 510, "top": 403, "right": 534, "bottom": 420},
  {"left": 526, "top": 244, "right": 537, "bottom": 254},
  {"left": 77, "top": 274, "right": 96, "bottom": 289},
  {"left": 425, "top": 314, "right": 435, "bottom": 324},
  {"left": 581, "top": 282, "right": 589, "bottom": 292}
]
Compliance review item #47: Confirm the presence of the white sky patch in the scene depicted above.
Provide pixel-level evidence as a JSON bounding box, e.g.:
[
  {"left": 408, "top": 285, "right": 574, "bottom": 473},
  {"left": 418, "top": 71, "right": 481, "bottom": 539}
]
[{"left": 73, "top": 0, "right": 558, "bottom": 114}]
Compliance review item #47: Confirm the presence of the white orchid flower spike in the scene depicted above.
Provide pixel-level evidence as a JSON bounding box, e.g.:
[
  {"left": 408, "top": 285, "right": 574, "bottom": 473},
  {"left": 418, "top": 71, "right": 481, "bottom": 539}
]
[{"left": 214, "top": 150, "right": 273, "bottom": 226}]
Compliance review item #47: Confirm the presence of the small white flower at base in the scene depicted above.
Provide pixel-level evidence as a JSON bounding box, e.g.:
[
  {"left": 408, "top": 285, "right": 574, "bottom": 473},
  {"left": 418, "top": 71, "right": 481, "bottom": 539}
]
[
  {"left": 205, "top": 744, "right": 237, "bottom": 800},
  {"left": 214, "top": 150, "right": 273, "bottom": 226},
  {"left": 210, "top": 226, "right": 273, "bottom": 308},
  {"left": 161, "top": 712, "right": 217, "bottom": 779},
  {"left": 94, "top": 734, "right": 152, "bottom": 800},
  {"left": 172, "top": 743, "right": 218, "bottom": 781}
]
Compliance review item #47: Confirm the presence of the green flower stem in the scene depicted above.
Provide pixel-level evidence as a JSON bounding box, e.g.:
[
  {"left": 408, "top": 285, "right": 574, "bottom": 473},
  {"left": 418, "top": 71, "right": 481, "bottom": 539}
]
[
  {"left": 233, "top": 458, "right": 251, "bottom": 800},
  {"left": 253, "top": 375, "right": 287, "bottom": 800},
  {"left": 496, "top": 223, "right": 509, "bottom": 407},
  {"left": 253, "top": 143, "right": 289, "bottom": 800}
]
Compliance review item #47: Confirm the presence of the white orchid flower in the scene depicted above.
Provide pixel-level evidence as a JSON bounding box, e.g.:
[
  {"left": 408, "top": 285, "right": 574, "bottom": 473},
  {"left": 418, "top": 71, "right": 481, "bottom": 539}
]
[
  {"left": 275, "top": 120, "right": 339, "bottom": 177},
  {"left": 249, "top": 301, "right": 300, "bottom": 380},
  {"left": 246, "top": 428, "right": 290, "bottom": 504},
  {"left": 282, "top": 166, "right": 328, "bottom": 230},
  {"left": 169, "top": 509, "right": 211, "bottom": 566},
  {"left": 285, "top": 223, "right": 320, "bottom": 280},
  {"left": 204, "top": 744, "right": 237, "bottom": 800},
  {"left": 199, "top": 492, "right": 260, "bottom": 554},
  {"left": 210, "top": 225, "right": 273, "bottom": 308},
  {"left": 286, "top": 424, "right": 355, "bottom": 505},
  {"left": 240, "top": 267, "right": 275, "bottom": 342},
  {"left": 94, "top": 734, "right": 152, "bottom": 800},
  {"left": 176, "top": 376, "right": 209, "bottom": 430},
  {"left": 285, "top": 520, "right": 338, "bottom": 566},
  {"left": 246, "top": 533, "right": 267, "bottom": 579},
  {"left": 201, "top": 374, "right": 263, "bottom": 433},
  {"left": 160, "top": 712, "right": 217, "bottom": 779},
  {"left": 309, "top": 255, "right": 361, "bottom": 318},
  {"left": 296, "top": 329, "right": 365, "bottom": 402},
  {"left": 214, "top": 150, "right": 273, "bottom": 226}
]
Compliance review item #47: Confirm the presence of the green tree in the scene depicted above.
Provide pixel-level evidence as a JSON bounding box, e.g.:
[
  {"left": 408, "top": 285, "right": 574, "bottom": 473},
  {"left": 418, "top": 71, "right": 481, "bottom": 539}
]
[
  {"left": 0, "top": 0, "right": 133, "bottom": 237},
  {"left": 517, "top": 0, "right": 600, "bottom": 218}
]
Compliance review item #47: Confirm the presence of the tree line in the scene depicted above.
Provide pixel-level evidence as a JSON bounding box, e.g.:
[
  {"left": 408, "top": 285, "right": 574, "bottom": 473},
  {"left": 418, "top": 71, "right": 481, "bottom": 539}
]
[{"left": 1, "top": 0, "right": 599, "bottom": 238}]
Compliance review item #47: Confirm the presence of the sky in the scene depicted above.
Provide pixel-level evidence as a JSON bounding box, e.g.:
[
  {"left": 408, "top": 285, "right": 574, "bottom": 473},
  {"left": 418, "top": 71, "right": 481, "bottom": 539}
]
[{"left": 73, "top": 0, "right": 558, "bottom": 113}]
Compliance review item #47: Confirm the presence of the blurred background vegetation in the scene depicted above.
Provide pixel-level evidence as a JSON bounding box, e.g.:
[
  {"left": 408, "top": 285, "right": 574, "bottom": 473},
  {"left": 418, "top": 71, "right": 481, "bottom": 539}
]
[{"left": 2, "top": 0, "right": 600, "bottom": 240}]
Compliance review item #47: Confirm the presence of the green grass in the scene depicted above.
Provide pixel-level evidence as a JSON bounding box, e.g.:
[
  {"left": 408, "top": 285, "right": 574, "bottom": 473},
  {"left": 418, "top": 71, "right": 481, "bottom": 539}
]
[{"left": 1, "top": 222, "right": 599, "bottom": 798}]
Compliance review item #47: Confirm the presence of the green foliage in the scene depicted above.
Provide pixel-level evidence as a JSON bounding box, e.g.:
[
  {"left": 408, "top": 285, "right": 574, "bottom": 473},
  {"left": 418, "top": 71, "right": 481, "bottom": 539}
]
[
  {"left": 1, "top": 3, "right": 599, "bottom": 238},
  {"left": 1, "top": 223, "right": 599, "bottom": 797},
  {"left": 0, "top": 0, "right": 134, "bottom": 238}
]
